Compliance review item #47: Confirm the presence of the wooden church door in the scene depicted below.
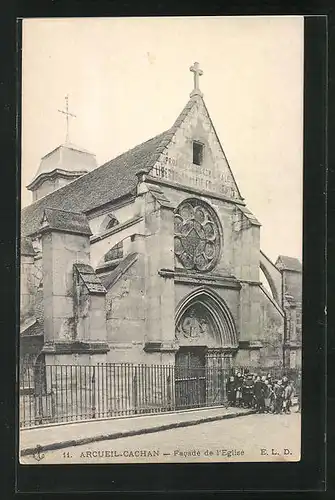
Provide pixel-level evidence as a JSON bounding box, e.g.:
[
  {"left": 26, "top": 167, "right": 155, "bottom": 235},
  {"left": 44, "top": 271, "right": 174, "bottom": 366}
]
[{"left": 175, "top": 347, "right": 206, "bottom": 409}]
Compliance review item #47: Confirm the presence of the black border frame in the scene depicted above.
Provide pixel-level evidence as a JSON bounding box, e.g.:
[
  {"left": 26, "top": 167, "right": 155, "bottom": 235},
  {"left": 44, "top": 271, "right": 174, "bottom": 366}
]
[{"left": 2, "top": 10, "right": 327, "bottom": 495}]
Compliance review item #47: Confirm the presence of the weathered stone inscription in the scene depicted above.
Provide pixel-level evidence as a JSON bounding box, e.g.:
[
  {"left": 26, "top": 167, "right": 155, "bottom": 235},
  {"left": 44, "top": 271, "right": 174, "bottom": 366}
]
[{"left": 152, "top": 155, "right": 239, "bottom": 200}]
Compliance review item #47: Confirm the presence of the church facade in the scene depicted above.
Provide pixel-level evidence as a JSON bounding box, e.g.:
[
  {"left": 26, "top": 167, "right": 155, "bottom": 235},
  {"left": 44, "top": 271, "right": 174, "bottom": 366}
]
[{"left": 20, "top": 65, "right": 302, "bottom": 378}]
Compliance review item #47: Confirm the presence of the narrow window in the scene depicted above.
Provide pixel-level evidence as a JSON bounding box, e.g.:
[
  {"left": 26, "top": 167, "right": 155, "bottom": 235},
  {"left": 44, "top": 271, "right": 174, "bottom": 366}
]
[
  {"left": 105, "top": 216, "right": 123, "bottom": 261},
  {"left": 193, "top": 141, "right": 204, "bottom": 166}
]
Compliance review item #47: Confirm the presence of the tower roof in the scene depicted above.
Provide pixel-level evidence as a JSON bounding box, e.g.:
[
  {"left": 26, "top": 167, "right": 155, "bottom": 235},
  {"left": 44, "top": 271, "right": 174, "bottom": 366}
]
[{"left": 27, "top": 142, "right": 97, "bottom": 191}]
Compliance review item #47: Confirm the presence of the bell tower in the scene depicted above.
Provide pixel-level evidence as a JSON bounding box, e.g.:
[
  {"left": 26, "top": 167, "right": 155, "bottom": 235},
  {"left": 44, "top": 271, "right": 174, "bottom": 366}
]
[{"left": 26, "top": 95, "right": 97, "bottom": 203}]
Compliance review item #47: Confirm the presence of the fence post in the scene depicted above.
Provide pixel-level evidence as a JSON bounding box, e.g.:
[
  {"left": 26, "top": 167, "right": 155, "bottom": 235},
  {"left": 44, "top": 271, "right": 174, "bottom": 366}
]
[
  {"left": 220, "top": 368, "right": 224, "bottom": 404},
  {"left": 91, "top": 366, "right": 96, "bottom": 419},
  {"left": 168, "top": 365, "right": 176, "bottom": 411},
  {"left": 167, "top": 374, "right": 171, "bottom": 411},
  {"left": 35, "top": 362, "right": 44, "bottom": 425},
  {"left": 133, "top": 366, "right": 138, "bottom": 414}
]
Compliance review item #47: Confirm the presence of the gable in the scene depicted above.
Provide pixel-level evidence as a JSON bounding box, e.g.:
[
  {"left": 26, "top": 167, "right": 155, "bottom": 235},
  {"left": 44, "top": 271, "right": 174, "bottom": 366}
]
[{"left": 148, "top": 96, "right": 243, "bottom": 202}]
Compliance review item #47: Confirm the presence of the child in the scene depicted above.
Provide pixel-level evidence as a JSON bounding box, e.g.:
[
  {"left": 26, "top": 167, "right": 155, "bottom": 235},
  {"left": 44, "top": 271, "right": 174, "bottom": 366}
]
[
  {"left": 273, "top": 379, "right": 284, "bottom": 414},
  {"left": 234, "top": 373, "right": 243, "bottom": 407},
  {"left": 283, "top": 380, "right": 294, "bottom": 414},
  {"left": 264, "top": 379, "right": 272, "bottom": 413}
]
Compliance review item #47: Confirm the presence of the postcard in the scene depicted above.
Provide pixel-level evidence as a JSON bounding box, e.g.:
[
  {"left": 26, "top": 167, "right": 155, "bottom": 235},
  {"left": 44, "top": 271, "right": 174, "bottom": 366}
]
[{"left": 19, "top": 16, "right": 303, "bottom": 465}]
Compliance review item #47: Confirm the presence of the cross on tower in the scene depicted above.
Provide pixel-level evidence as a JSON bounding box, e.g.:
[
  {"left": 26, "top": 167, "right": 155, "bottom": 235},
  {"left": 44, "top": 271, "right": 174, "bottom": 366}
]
[
  {"left": 189, "top": 62, "right": 203, "bottom": 97},
  {"left": 58, "top": 94, "right": 76, "bottom": 143}
]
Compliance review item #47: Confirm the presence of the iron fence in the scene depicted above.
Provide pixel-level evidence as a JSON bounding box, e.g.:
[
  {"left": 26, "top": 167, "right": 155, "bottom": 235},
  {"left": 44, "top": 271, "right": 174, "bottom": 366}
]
[{"left": 19, "top": 362, "right": 301, "bottom": 428}]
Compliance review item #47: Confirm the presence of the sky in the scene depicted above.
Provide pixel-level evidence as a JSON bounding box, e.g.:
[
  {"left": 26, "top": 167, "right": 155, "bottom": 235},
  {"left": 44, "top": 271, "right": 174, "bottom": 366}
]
[{"left": 21, "top": 16, "right": 303, "bottom": 262}]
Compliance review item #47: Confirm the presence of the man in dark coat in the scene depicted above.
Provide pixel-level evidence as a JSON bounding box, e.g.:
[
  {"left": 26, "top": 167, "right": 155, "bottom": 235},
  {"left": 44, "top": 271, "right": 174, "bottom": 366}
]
[
  {"left": 242, "top": 374, "right": 254, "bottom": 408},
  {"left": 254, "top": 375, "right": 265, "bottom": 413},
  {"left": 226, "top": 376, "right": 236, "bottom": 406},
  {"left": 263, "top": 379, "right": 272, "bottom": 413}
]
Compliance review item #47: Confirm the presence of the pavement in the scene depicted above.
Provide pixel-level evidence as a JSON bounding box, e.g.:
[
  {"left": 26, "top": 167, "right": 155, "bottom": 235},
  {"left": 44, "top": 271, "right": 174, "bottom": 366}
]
[{"left": 20, "top": 405, "right": 255, "bottom": 457}]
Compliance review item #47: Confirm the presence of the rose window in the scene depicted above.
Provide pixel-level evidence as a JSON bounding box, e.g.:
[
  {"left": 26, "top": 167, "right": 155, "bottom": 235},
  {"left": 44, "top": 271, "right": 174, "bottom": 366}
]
[{"left": 174, "top": 199, "right": 221, "bottom": 272}]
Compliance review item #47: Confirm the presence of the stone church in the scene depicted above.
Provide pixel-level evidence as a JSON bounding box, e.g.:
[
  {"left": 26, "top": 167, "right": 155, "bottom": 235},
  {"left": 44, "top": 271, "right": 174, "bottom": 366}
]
[{"left": 20, "top": 63, "right": 302, "bottom": 375}]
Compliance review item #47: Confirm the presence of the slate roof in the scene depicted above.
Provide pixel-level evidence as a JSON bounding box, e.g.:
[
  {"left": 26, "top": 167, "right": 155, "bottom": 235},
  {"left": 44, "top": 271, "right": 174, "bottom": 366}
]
[
  {"left": 275, "top": 255, "right": 302, "bottom": 272},
  {"left": 238, "top": 206, "right": 261, "bottom": 226},
  {"left": 74, "top": 263, "right": 106, "bottom": 294},
  {"left": 20, "top": 317, "right": 43, "bottom": 336},
  {"left": 101, "top": 252, "right": 138, "bottom": 290},
  {"left": 21, "top": 237, "right": 35, "bottom": 256},
  {"left": 41, "top": 208, "right": 92, "bottom": 236},
  {"left": 21, "top": 129, "right": 174, "bottom": 237},
  {"left": 146, "top": 184, "right": 173, "bottom": 208}
]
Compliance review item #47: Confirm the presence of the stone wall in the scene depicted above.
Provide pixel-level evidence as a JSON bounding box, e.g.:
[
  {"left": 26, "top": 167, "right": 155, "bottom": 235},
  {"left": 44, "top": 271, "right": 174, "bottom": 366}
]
[
  {"left": 283, "top": 270, "right": 302, "bottom": 302},
  {"left": 20, "top": 254, "right": 36, "bottom": 323},
  {"left": 238, "top": 283, "right": 261, "bottom": 342},
  {"left": 259, "top": 286, "right": 285, "bottom": 367},
  {"left": 42, "top": 231, "right": 90, "bottom": 342},
  {"left": 88, "top": 199, "right": 139, "bottom": 236},
  {"left": 90, "top": 217, "right": 145, "bottom": 269},
  {"left": 33, "top": 178, "right": 57, "bottom": 202},
  {"left": 105, "top": 255, "right": 146, "bottom": 347}
]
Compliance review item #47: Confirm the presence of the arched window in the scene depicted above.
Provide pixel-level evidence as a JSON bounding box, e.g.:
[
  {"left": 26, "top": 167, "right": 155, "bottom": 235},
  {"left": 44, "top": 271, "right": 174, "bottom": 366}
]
[
  {"left": 106, "top": 216, "right": 119, "bottom": 230},
  {"left": 174, "top": 199, "right": 222, "bottom": 272},
  {"left": 104, "top": 216, "right": 123, "bottom": 261}
]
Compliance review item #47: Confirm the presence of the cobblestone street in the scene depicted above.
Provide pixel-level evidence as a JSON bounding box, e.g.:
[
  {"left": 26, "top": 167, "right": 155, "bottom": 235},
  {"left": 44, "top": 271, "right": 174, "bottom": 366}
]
[{"left": 25, "top": 412, "right": 301, "bottom": 464}]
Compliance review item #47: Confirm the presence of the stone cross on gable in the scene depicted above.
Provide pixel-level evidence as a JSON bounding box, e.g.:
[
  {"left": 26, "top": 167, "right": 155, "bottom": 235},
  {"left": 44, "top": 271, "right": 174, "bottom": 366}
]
[
  {"left": 58, "top": 94, "right": 76, "bottom": 143},
  {"left": 190, "top": 61, "right": 203, "bottom": 97}
]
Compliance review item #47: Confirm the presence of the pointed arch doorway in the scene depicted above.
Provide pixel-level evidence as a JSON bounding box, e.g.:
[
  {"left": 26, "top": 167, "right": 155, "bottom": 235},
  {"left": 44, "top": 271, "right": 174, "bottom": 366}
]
[{"left": 174, "top": 288, "right": 238, "bottom": 409}]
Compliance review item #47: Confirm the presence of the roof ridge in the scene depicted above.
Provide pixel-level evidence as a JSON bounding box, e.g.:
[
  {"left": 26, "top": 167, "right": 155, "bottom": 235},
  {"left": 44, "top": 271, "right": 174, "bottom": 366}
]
[
  {"left": 277, "top": 254, "right": 301, "bottom": 260},
  {"left": 170, "top": 97, "right": 198, "bottom": 132},
  {"left": 41, "top": 143, "right": 96, "bottom": 160},
  {"left": 100, "top": 129, "right": 171, "bottom": 169}
]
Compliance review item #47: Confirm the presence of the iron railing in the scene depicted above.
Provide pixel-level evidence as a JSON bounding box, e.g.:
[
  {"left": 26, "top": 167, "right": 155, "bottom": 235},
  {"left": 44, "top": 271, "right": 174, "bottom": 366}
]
[{"left": 19, "top": 362, "right": 301, "bottom": 428}]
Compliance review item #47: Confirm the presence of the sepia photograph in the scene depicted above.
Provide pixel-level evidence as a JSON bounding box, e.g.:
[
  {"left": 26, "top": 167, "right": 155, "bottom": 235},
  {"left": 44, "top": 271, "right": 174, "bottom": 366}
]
[{"left": 19, "top": 16, "right": 303, "bottom": 464}]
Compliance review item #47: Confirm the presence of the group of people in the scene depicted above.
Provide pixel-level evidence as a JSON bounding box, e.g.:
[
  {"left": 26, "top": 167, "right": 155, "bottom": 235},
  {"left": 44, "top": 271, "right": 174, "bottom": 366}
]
[{"left": 226, "top": 371, "right": 299, "bottom": 414}]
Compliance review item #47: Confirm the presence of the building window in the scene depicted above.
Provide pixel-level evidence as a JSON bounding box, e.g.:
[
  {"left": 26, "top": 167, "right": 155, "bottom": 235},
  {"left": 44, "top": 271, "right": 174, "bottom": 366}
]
[
  {"left": 104, "top": 216, "right": 123, "bottom": 261},
  {"left": 106, "top": 216, "right": 119, "bottom": 231},
  {"left": 104, "top": 242, "right": 123, "bottom": 261},
  {"left": 193, "top": 141, "right": 204, "bottom": 166}
]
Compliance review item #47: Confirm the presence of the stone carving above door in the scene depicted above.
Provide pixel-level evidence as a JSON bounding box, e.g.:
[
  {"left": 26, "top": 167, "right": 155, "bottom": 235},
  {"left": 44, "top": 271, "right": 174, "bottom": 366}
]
[
  {"left": 176, "top": 303, "right": 217, "bottom": 344},
  {"left": 174, "top": 199, "right": 221, "bottom": 272}
]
